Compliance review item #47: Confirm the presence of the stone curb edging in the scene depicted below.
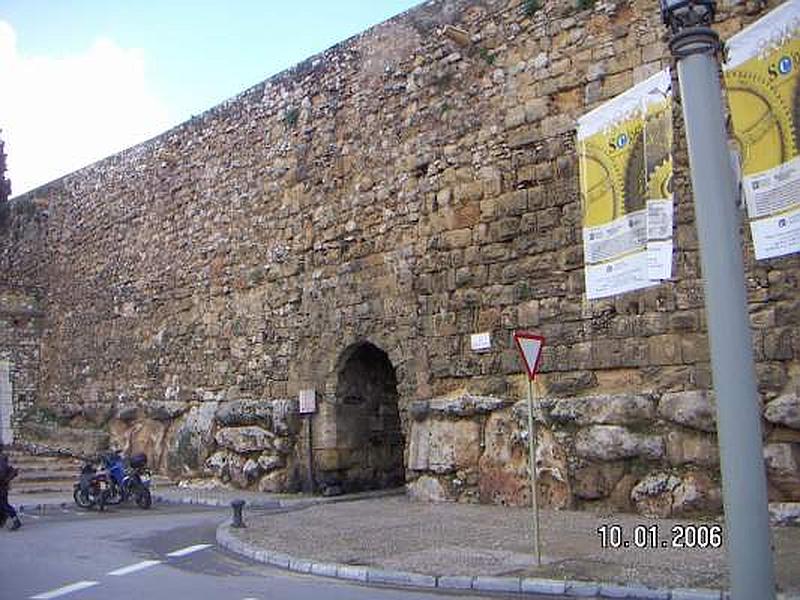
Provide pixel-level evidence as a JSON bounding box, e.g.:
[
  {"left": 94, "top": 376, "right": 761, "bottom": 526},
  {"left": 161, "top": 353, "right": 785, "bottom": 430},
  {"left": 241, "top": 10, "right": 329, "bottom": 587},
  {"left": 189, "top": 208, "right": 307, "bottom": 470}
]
[
  {"left": 216, "top": 521, "right": 750, "bottom": 600},
  {"left": 13, "top": 486, "right": 405, "bottom": 513}
]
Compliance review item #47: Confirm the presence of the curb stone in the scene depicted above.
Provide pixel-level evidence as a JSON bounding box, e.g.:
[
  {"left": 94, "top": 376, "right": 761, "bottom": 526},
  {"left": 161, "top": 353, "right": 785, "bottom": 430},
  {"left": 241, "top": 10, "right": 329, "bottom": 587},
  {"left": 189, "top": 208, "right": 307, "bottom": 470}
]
[{"left": 216, "top": 521, "right": 742, "bottom": 599}]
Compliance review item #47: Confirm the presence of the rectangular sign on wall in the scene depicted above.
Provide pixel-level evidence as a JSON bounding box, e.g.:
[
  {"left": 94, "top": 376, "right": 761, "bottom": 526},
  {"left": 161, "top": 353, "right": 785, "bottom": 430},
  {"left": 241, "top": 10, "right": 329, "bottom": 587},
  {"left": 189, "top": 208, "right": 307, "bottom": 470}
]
[
  {"left": 577, "top": 69, "right": 674, "bottom": 299},
  {"left": 298, "top": 389, "right": 316, "bottom": 414},
  {"left": 723, "top": 0, "right": 800, "bottom": 260}
]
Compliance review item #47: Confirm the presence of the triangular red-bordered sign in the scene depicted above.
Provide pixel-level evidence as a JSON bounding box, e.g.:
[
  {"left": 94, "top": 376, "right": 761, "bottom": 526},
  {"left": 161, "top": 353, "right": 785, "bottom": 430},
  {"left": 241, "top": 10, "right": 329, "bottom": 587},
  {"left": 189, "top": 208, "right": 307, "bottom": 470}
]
[{"left": 513, "top": 331, "right": 546, "bottom": 381}]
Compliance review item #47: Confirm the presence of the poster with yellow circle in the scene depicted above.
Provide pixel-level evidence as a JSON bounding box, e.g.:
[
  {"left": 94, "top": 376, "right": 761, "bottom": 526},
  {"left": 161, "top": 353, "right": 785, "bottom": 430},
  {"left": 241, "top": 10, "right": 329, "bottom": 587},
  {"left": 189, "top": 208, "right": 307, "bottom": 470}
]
[
  {"left": 724, "top": 0, "right": 800, "bottom": 260},
  {"left": 578, "top": 69, "right": 673, "bottom": 299}
]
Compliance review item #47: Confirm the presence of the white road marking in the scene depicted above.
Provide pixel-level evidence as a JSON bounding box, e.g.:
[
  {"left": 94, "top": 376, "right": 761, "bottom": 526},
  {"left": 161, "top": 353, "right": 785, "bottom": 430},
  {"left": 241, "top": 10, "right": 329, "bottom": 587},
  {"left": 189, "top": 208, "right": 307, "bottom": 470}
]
[
  {"left": 30, "top": 580, "right": 99, "bottom": 599},
  {"left": 107, "top": 560, "right": 162, "bottom": 576},
  {"left": 166, "top": 543, "right": 212, "bottom": 557}
]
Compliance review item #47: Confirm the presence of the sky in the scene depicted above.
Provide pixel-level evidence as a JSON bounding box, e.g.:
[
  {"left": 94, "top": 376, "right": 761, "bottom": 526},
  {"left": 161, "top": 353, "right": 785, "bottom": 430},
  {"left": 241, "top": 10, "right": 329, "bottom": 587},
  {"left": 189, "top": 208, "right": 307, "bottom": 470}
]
[{"left": 0, "top": 1, "right": 422, "bottom": 197}]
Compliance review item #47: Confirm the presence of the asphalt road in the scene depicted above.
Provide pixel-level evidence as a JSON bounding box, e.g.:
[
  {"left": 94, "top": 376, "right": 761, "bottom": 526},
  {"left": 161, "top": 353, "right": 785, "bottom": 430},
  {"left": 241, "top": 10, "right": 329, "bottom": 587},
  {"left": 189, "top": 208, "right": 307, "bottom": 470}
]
[{"left": 0, "top": 502, "right": 568, "bottom": 600}]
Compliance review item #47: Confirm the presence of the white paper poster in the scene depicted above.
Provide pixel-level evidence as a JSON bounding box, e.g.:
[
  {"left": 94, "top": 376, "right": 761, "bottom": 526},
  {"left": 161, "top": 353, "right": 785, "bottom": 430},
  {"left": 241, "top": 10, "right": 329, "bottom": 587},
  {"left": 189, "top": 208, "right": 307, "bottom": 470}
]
[{"left": 578, "top": 69, "right": 674, "bottom": 299}]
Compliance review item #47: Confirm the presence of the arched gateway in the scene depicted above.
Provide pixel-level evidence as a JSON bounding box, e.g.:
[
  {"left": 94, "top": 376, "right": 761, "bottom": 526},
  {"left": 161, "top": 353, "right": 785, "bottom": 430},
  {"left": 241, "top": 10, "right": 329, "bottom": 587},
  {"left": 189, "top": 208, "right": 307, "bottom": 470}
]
[{"left": 316, "top": 341, "right": 404, "bottom": 494}]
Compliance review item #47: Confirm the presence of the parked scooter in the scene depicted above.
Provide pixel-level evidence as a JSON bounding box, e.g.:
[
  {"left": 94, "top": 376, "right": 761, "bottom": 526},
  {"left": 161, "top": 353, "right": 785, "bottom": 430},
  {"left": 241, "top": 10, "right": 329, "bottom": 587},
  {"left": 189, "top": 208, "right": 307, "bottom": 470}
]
[{"left": 73, "top": 462, "right": 110, "bottom": 511}]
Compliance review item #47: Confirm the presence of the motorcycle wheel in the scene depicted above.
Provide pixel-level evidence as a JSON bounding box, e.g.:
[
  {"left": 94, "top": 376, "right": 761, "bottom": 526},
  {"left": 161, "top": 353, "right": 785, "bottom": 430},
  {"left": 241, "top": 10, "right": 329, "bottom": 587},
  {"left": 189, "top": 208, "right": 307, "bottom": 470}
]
[
  {"left": 98, "top": 490, "right": 107, "bottom": 512},
  {"left": 73, "top": 487, "right": 92, "bottom": 509},
  {"left": 135, "top": 487, "right": 152, "bottom": 510},
  {"left": 106, "top": 484, "right": 124, "bottom": 505}
]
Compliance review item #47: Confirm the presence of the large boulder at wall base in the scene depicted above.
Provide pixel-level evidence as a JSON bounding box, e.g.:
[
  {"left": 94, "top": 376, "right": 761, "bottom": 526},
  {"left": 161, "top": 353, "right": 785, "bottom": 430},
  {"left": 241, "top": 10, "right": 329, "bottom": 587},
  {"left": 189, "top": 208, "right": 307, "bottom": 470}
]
[
  {"left": 765, "top": 393, "right": 800, "bottom": 430},
  {"left": 165, "top": 402, "right": 218, "bottom": 477},
  {"left": 549, "top": 394, "right": 655, "bottom": 426},
  {"left": 145, "top": 401, "right": 190, "bottom": 422},
  {"left": 215, "top": 426, "right": 275, "bottom": 454},
  {"left": 407, "top": 419, "right": 481, "bottom": 474},
  {"left": 574, "top": 425, "right": 664, "bottom": 461},
  {"left": 658, "top": 391, "right": 717, "bottom": 433},
  {"left": 214, "top": 399, "right": 273, "bottom": 428},
  {"left": 764, "top": 443, "right": 800, "bottom": 499},
  {"left": 407, "top": 475, "right": 449, "bottom": 502}
]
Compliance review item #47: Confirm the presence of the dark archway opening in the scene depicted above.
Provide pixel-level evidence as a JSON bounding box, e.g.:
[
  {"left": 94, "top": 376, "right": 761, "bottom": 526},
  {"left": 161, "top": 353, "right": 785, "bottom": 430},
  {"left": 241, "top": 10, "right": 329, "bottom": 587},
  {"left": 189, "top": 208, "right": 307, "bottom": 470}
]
[{"left": 326, "top": 342, "right": 404, "bottom": 493}]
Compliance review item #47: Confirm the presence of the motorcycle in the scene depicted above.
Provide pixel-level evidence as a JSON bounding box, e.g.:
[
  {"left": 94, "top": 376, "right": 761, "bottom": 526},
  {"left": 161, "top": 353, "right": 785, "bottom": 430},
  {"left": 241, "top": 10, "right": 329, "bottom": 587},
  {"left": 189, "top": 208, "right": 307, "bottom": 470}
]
[
  {"left": 101, "top": 451, "right": 152, "bottom": 509},
  {"left": 73, "top": 463, "right": 110, "bottom": 511},
  {"left": 123, "top": 453, "right": 152, "bottom": 510}
]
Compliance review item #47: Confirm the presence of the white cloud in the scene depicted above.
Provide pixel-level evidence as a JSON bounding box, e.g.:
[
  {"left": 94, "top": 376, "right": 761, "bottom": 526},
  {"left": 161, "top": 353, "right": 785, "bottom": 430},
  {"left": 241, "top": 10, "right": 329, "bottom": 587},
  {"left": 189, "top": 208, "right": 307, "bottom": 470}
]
[{"left": 0, "top": 21, "right": 172, "bottom": 196}]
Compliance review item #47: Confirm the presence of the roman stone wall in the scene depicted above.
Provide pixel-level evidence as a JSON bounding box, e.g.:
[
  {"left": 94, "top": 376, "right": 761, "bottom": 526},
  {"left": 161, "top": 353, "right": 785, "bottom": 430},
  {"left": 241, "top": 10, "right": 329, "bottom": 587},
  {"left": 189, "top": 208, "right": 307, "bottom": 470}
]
[
  {"left": 0, "top": 199, "right": 47, "bottom": 444},
  {"left": 1, "top": 0, "right": 798, "bottom": 511}
]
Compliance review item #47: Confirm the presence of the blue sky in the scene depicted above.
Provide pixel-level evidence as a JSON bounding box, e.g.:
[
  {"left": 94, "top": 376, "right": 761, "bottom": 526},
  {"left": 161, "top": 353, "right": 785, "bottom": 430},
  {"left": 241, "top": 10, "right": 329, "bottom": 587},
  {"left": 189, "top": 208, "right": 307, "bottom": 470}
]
[{"left": 0, "top": 1, "right": 421, "bottom": 195}]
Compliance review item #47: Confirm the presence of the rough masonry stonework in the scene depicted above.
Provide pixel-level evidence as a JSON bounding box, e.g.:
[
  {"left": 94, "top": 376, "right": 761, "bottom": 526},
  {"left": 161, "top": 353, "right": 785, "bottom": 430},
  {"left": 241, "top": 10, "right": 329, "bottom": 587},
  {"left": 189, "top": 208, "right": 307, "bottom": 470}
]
[{"left": 1, "top": 0, "right": 798, "bottom": 515}]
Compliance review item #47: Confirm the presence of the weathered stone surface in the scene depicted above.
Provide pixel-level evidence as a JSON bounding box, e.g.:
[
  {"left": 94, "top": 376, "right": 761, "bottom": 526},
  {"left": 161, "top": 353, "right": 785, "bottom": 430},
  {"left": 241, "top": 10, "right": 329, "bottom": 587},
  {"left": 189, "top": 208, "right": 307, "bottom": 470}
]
[
  {"left": 257, "top": 452, "right": 284, "bottom": 472},
  {"left": 478, "top": 410, "right": 529, "bottom": 505},
  {"left": 658, "top": 391, "right": 717, "bottom": 433},
  {"left": 215, "top": 426, "right": 275, "bottom": 454},
  {"left": 258, "top": 469, "right": 287, "bottom": 493},
  {"left": 631, "top": 473, "right": 681, "bottom": 517},
  {"left": 407, "top": 475, "right": 449, "bottom": 502},
  {"left": 769, "top": 502, "right": 800, "bottom": 526},
  {"left": 165, "top": 402, "right": 218, "bottom": 477},
  {"left": 20, "top": 422, "right": 109, "bottom": 457},
  {"left": 574, "top": 426, "right": 664, "bottom": 461},
  {"left": 426, "top": 394, "right": 510, "bottom": 417},
  {"left": 665, "top": 430, "right": 719, "bottom": 467},
  {"left": 572, "top": 462, "right": 625, "bottom": 500},
  {"left": 764, "top": 443, "right": 800, "bottom": 499},
  {"left": 145, "top": 401, "right": 190, "bottom": 422},
  {"left": 764, "top": 394, "right": 800, "bottom": 430},
  {"left": 408, "top": 419, "right": 481, "bottom": 473},
  {"left": 670, "top": 472, "right": 722, "bottom": 515},
  {"left": 631, "top": 472, "right": 721, "bottom": 517},
  {"left": 215, "top": 399, "right": 273, "bottom": 428},
  {"left": 126, "top": 418, "right": 168, "bottom": 470},
  {"left": 536, "top": 427, "right": 572, "bottom": 509},
  {"left": 550, "top": 394, "right": 655, "bottom": 425}
]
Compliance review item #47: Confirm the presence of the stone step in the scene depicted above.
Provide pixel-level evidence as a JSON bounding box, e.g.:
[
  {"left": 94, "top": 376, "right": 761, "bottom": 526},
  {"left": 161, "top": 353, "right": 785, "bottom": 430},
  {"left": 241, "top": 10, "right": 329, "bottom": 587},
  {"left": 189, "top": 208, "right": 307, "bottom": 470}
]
[
  {"left": 11, "top": 481, "right": 75, "bottom": 494},
  {"left": 15, "top": 470, "right": 79, "bottom": 483}
]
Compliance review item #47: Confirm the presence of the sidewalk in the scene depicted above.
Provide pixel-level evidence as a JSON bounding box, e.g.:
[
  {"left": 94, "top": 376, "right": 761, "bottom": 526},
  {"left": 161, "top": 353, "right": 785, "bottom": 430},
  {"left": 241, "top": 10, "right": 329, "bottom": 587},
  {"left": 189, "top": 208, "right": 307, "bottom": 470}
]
[
  {"left": 219, "top": 495, "right": 800, "bottom": 600},
  {"left": 10, "top": 484, "right": 800, "bottom": 599}
]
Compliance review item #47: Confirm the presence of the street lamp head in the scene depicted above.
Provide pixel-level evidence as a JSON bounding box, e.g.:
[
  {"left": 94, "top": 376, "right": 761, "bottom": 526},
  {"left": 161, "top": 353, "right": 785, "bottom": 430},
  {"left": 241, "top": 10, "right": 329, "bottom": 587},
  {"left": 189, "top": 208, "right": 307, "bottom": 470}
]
[{"left": 660, "top": 0, "right": 716, "bottom": 34}]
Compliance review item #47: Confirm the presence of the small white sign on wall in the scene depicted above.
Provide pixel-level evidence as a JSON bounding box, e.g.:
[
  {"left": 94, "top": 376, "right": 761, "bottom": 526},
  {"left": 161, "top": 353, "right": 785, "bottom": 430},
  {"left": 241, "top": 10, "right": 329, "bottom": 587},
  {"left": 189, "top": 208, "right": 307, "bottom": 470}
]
[
  {"left": 470, "top": 332, "right": 492, "bottom": 353},
  {"left": 298, "top": 389, "right": 317, "bottom": 414}
]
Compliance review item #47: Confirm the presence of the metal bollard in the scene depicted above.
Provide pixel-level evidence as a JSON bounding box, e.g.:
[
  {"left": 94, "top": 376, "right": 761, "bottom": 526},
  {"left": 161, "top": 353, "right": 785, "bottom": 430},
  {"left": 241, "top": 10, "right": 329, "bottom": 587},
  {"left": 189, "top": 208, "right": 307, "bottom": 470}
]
[{"left": 231, "top": 499, "right": 246, "bottom": 528}]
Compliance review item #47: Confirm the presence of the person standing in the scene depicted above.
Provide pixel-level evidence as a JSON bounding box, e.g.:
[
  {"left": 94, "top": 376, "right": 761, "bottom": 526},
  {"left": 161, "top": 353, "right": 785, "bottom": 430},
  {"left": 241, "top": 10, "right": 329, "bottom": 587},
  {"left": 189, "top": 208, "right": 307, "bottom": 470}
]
[{"left": 0, "top": 446, "right": 21, "bottom": 531}]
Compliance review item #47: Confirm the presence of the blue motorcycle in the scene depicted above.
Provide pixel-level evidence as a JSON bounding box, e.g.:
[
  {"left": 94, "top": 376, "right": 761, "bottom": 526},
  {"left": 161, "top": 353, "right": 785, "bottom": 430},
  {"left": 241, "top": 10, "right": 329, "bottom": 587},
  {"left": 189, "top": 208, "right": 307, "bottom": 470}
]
[{"left": 101, "top": 451, "right": 152, "bottom": 509}]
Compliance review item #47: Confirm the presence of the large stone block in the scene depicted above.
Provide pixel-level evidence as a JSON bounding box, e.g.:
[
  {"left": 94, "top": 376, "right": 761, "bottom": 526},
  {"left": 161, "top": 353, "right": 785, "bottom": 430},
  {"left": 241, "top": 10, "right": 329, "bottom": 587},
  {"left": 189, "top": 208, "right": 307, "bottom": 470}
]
[
  {"left": 764, "top": 443, "right": 800, "bottom": 499},
  {"left": 407, "top": 418, "right": 481, "bottom": 474},
  {"left": 550, "top": 393, "right": 655, "bottom": 426},
  {"left": 214, "top": 399, "right": 273, "bottom": 428},
  {"left": 658, "top": 391, "right": 717, "bottom": 432},
  {"left": 665, "top": 430, "right": 719, "bottom": 467},
  {"left": 165, "top": 402, "right": 218, "bottom": 477},
  {"left": 215, "top": 426, "right": 275, "bottom": 454},
  {"left": 574, "top": 425, "right": 664, "bottom": 461},
  {"left": 765, "top": 394, "right": 800, "bottom": 430},
  {"left": 406, "top": 475, "right": 449, "bottom": 502}
]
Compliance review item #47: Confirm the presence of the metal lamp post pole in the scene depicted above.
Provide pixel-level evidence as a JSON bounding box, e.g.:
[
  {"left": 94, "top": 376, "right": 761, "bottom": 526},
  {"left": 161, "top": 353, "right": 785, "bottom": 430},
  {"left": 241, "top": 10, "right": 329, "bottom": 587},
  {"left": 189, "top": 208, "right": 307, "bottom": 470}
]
[{"left": 666, "top": 16, "right": 775, "bottom": 600}]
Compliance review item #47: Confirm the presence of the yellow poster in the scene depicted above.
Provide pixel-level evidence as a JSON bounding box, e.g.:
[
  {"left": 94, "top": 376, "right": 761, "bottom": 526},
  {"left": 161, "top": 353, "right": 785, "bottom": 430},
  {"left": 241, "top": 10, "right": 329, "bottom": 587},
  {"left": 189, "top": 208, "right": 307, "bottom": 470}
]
[
  {"left": 724, "top": 0, "right": 800, "bottom": 260},
  {"left": 578, "top": 69, "right": 673, "bottom": 299}
]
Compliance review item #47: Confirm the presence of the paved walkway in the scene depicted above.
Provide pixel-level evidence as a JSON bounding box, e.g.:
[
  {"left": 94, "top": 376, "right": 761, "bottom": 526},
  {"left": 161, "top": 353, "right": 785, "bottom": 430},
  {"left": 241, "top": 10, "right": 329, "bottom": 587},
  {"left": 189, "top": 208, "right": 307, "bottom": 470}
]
[{"left": 10, "top": 483, "right": 800, "bottom": 599}]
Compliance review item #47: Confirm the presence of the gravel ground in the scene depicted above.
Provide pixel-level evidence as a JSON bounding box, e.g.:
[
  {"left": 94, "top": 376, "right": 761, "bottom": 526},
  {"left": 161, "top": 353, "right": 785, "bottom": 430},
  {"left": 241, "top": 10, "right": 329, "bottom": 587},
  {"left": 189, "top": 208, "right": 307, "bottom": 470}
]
[{"left": 234, "top": 496, "right": 800, "bottom": 593}]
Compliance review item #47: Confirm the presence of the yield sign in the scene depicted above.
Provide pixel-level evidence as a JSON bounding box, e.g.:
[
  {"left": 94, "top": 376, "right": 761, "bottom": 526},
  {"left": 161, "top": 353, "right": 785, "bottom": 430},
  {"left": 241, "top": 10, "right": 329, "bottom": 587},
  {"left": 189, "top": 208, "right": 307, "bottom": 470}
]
[{"left": 513, "top": 331, "right": 545, "bottom": 381}]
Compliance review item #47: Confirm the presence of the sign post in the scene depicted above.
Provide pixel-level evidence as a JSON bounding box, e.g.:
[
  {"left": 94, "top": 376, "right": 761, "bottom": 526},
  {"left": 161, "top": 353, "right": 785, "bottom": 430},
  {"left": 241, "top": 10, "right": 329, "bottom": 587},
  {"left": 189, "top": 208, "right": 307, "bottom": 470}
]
[
  {"left": 298, "top": 389, "right": 317, "bottom": 493},
  {"left": 513, "top": 331, "right": 546, "bottom": 567}
]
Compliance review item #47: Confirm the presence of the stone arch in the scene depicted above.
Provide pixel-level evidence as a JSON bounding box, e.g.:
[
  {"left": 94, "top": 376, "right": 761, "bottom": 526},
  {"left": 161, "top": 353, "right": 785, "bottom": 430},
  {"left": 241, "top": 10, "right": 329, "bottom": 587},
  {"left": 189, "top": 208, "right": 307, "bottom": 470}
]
[{"left": 315, "top": 340, "right": 405, "bottom": 494}]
